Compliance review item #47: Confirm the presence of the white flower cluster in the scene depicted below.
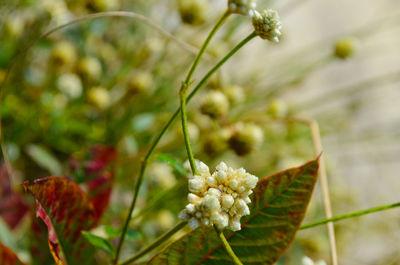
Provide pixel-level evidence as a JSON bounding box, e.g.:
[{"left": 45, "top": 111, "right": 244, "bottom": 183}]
[
  {"left": 179, "top": 161, "right": 258, "bottom": 231},
  {"left": 252, "top": 9, "right": 282, "bottom": 43},
  {"left": 228, "top": 0, "right": 256, "bottom": 16}
]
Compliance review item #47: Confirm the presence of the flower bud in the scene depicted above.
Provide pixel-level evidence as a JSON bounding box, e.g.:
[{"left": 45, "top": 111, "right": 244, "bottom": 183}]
[
  {"left": 334, "top": 37, "right": 356, "bottom": 59},
  {"left": 223, "top": 85, "right": 245, "bottom": 105},
  {"left": 200, "top": 90, "right": 229, "bottom": 119},
  {"left": 77, "top": 57, "right": 102, "bottom": 81},
  {"left": 87, "top": 86, "right": 111, "bottom": 109},
  {"left": 57, "top": 73, "right": 82, "bottom": 99},
  {"left": 188, "top": 178, "right": 205, "bottom": 193},
  {"left": 178, "top": 0, "right": 207, "bottom": 25},
  {"left": 252, "top": 9, "right": 282, "bottom": 43},
  {"left": 229, "top": 123, "right": 264, "bottom": 156},
  {"left": 126, "top": 71, "right": 153, "bottom": 95},
  {"left": 51, "top": 41, "right": 77, "bottom": 69},
  {"left": 267, "top": 99, "right": 288, "bottom": 118},
  {"left": 189, "top": 218, "right": 199, "bottom": 229},
  {"left": 221, "top": 194, "right": 234, "bottom": 209},
  {"left": 228, "top": 0, "right": 256, "bottom": 16}
]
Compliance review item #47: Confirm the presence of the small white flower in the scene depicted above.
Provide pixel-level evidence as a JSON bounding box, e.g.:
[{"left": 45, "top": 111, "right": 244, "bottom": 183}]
[
  {"left": 221, "top": 194, "right": 234, "bottom": 209},
  {"left": 188, "top": 193, "right": 200, "bottom": 203},
  {"left": 189, "top": 218, "right": 199, "bottom": 229},
  {"left": 188, "top": 177, "right": 205, "bottom": 193}
]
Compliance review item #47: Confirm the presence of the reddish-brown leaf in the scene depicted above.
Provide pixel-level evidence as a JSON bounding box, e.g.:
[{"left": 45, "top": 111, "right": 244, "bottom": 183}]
[
  {"left": 148, "top": 157, "right": 320, "bottom": 265},
  {"left": 0, "top": 163, "right": 29, "bottom": 230},
  {"left": 23, "top": 177, "right": 97, "bottom": 265},
  {"left": 0, "top": 242, "right": 26, "bottom": 265},
  {"left": 70, "top": 145, "right": 117, "bottom": 221}
]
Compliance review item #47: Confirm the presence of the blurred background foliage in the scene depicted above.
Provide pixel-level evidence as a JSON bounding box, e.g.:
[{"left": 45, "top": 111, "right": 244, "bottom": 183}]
[{"left": 0, "top": 0, "right": 399, "bottom": 264}]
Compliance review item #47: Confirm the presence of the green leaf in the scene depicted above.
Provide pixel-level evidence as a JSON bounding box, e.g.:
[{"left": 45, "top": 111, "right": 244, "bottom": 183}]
[
  {"left": 155, "top": 154, "right": 187, "bottom": 176},
  {"left": 25, "top": 144, "right": 62, "bottom": 175},
  {"left": 82, "top": 231, "right": 114, "bottom": 255},
  {"left": 148, "top": 157, "right": 320, "bottom": 265},
  {"left": 105, "top": 226, "right": 141, "bottom": 241},
  {"left": 23, "top": 177, "right": 98, "bottom": 265}
]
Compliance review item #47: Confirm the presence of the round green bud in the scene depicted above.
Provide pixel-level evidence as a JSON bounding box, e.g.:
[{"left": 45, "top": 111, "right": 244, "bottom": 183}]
[
  {"left": 200, "top": 90, "right": 230, "bottom": 119},
  {"left": 126, "top": 71, "right": 153, "bottom": 95},
  {"left": 87, "top": 86, "right": 110, "bottom": 109},
  {"left": 252, "top": 9, "right": 282, "bottom": 43},
  {"left": 178, "top": 0, "right": 207, "bottom": 25},
  {"left": 202, "top": 129, "right": 229, "bottom": 157},
  {"left": 86, "top": 0, "right": 118, "bottom": 11},
  {"left": 51, "top": 41, "right": 77, "bottom": 69},
  {"left": 267, "top": 99, "right": 288, "bottom": 118},
  {"left": 334, "top": 37, "right": 356, "bottom": 59},
  {"left": 77, "top": 57, "right": 102, "bottom": 81},
  {"left": 228, "top": 123, "right": 264, "bottom": 156},
  {"left": 223, "top": 85, "right": 245, "bottom": 105}
]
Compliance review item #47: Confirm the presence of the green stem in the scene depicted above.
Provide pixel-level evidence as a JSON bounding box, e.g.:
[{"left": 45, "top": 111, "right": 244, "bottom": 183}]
[
  {"left": 180, "top": 86, "right": 198, "bottom": 175},
  {"left": 119, "top": 221, "right": 188, "bottom": 265},
  {"left": 113, "top": 11, "right": 231, "bottom": 264},
  {"left": 184, "top": 10, "right": 231, "bottom": 87},
  {"left": 214, "top": 226, "right": 243, "bottom": 265},
  {"left": 300, "top": 202, "right": 400, "bottom": 230}
]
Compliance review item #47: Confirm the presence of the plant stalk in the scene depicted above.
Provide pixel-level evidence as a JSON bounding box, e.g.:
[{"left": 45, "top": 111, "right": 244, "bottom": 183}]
[
  {"left": 300, "top": 202, "right": 400, "bottom": 230},
  {"left": 180, "top": 85, "right": 198, "bottom": 175},
  {"left": 119, "top": 221, "right": 188, "bottom": 265},
  {"left": 214, "top": 226, "right": 243, "bottom": 265},
  {"left": 113, "top": 11, "right": 231, "bottom": 264}
]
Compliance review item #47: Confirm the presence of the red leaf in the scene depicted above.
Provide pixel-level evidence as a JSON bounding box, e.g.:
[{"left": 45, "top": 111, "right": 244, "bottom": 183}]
[
  {"left": 0, "top": 242, "right": 26, "bottom": 265},
  {"left": 70, "top": 145, "right": 117, "bottom": 220},
  {"left": 23, "top": 177, "right": 97, "bottom": 265},
  {"left": 0, "top": 163, "right": 29, "bottom": 230}
]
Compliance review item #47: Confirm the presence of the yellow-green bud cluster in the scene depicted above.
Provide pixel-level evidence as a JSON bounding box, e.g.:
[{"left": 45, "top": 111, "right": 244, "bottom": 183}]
[
  {"left": 228, "top": 0, "right": 256, "bottom": 16},
  {"left": 200, "top": 90, "right": 229, "bottom": 119},
  {"left": 252, "top": 9, "right": 282, "bottom": 43},
  {"left": 229, "top": 122, "right": 264, "bottom": 156},
  {"left": 179, "top": 161, "right": 258, "bottom": 231},
  {"left": 178, "top": 0, "right": 207, "bottom": 25}
]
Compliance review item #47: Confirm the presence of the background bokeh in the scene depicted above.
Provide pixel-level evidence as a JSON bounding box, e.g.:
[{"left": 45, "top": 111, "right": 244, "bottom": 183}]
[{"left": 0, "top": 0, "right": 399, "bottom": 264}]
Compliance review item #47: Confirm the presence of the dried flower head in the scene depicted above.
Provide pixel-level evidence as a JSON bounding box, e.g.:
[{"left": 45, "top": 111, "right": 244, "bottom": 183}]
[
  {"left": 179, "top": 161, "right": 258, "bottom": 231},
  {"left": 228, "top": 0, "right": 256, "bottom": 16},
  {"left": 252, "top": 9, "right": 282, "bottom": 43}
]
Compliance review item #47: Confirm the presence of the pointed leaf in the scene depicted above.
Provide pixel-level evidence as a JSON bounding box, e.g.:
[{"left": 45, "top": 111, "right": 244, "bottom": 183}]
[
  {"left": 70, "top": 145, "right": 117, "bottom": 221},
  {"left": 156, "top": 154, "right": 187, "bottom": 176},
  {"left": 0, "top": 241, "right": 26, "bottom": 265},
  {"left": 148, "top": 157, "right": 320, "bottom": 265},
  {"left": 23, "top": 177, "right": 97, "bottom": 265},
  {"left": 82, "top": 232, "right": 114, "bottom": 255}
]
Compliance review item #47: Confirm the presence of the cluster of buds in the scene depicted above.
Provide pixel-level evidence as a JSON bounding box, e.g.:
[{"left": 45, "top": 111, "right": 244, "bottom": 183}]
[
  {"left": 228, "top": 0, "right": 256, "bottom": 16},
  {"left": 179, "top": 161, "right": 258, "bottom": 231},
  {"left": 252, "top": 9, "right": 282, "bottom": 43}
]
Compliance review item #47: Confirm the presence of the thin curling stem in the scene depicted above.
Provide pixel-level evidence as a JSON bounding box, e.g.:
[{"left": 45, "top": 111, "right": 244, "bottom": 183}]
[
  {"left": 119, "top": 221, "right": 188, "bottom": 265},
  {"left": 214, "top": 226, "right": 243, "bottom": 265},
  {"left": 113, "top": 11, "right": 231, "bottom": 264},
  {"left": 300, "top": 202, "right": 400, "bottom": 230},
  {"left": 180, "top": 86, "right": 198, "bottom": 175}
]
